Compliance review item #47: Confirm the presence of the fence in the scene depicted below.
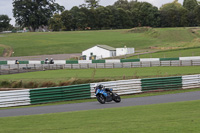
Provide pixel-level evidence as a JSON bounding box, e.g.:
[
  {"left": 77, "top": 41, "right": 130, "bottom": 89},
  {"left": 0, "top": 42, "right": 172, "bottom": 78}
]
[
  {"left": 0, "top": 64, "right": 65, "bottom": 75},
  {"left": 1, "top": 60, "right": 200, "bottom": 75},
  {"left": 90, "top": 79, "right": 142, "bottom": 98},
  {"left": 29, "top": 84, "right": 91, "bottom": 104},
  {"left": 0, "top": 89, "right": 30, "bottom": 108},
  {"left": 1, "top": 56, "right": 200, "bottom": 65},
  {"left": 1, "top": 74, "right": 200, "bottom": 108}
]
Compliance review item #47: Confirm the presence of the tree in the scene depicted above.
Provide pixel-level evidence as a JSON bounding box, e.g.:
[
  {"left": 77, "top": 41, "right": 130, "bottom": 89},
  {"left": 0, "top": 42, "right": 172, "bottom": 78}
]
[
  {"left": 160, "top": 0, "right": 188, "bottom": 27},
  {"left": 183, "top": 0, "right": 198, "bottom": 11},
  {"left": 183, "top": 0, "right": 198, "bottom": 26},
  {"left": 48, "top": 14, "right": 63, "bottom": 31},
  {"left": 113, "top": 0, "right": 137, "bottom": 10},
  {"left": 96, "top": 6, "right": 113, "bottom": 29},
  {"left": 69, "top": 6, "right": 88, "bottom": 30},
  {"left": 61, "top": 10, "right": 73, "bottom": 31},
  {"left": 194, "top": 5, "right": 200, "bottom": 25},
  {"left": 114, "top": 0, "right": 130, "bottom": 10},
  {"left": 13, "top": 0, "right": 64, "bottom": 31},
  {"left": 85, "top": 0, "right": 100, "bottom": 9},
  {"left": 130, "top": 2, "right": 160, "bottom": 27},
  {"left": 0, "top": 15, "right": 11, "bottom": 32}
]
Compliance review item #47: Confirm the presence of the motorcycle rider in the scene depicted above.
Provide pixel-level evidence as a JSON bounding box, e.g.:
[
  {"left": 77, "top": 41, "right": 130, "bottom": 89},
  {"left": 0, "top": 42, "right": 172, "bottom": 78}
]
[
  {"left": 50, "top": 58, "right": 54, "bottom": 64},
  {"left": 94, "top": 84, "right": 104, "bottom": 89},
  {"left": 94, "top": 84, "right": 111, "bottom": 92},
  {"left": 45, "top": 58, "right": 49, "bottom": 64},
  {"left": 15, "top": 60, "right": 19, "bottom": 64}
]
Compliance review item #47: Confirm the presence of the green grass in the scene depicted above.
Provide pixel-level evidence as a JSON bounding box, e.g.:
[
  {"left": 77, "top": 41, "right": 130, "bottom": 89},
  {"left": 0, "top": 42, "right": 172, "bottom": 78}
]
[
  {"left": 127, "top": 47, "right": 200, "bottom": 59},
  {"left": 0, "top": 47, "right": 4, "bottom": 56},
  {"left": 1, "top": 100, "right": 200, "bottom": 133},
  {"left": 0, "top": 27, "right": 199, "bottom": 56},
  {"left": 0, "top": 66, "right": 200, "bottom": 82},
  {"left": 0, "top": 30, "right": 157, "bottom": 56}
]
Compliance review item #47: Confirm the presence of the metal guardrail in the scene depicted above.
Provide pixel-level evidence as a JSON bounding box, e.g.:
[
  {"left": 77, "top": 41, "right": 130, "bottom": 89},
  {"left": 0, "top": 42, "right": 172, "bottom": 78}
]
[
  {"left": 29, "top": 84, "right": 91, "bottom": 104},
  {"left": 0, "top": 60, "right": 200, "bottom": 75},
  {"left": 90, "top": 79, "right": 142, "bottom": 98},
  {"left": 0, "top": 74, "right": 200, "bottom": 108},
  {"left": 0, "top": 64, "right": 65, "bottom": 75},
  {"left": 0, "top": 89, "right": 30, "bottom": 108}
]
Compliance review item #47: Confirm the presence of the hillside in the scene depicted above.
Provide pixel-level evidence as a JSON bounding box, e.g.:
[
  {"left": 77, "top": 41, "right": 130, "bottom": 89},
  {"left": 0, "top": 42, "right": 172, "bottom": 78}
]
[{"left": 0, "top": 27, "right": 199, "bottom": 57}]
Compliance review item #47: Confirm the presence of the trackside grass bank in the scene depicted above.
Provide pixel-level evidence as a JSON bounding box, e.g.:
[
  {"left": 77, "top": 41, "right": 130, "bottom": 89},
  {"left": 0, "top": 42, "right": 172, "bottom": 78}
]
[
  {"left": 0, "top": 66, "right": 200, "bottom": 82},
  {"left": 127, "top": 47, "right": 200, "bottom": 59},
  {"left": 1, "top": 100, "right": 200, "bottom": 133},
  {"left": 0, "top": 27, "right": 199, "bottom": 56}
]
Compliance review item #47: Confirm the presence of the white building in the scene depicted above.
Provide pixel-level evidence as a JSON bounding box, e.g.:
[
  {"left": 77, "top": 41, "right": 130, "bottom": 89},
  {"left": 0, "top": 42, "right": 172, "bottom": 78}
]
[
  {"left": 116, "top": 46, "right": 135, "bottom": 56},
  {"left": 82, "top": 45, "right": 116, "bottom": 60}
]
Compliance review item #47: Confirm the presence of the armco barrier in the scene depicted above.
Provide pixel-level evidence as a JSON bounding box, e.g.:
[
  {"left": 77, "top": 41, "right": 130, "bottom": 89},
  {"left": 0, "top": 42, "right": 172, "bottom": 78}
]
[
  {"left": 141, "top": 76, "right": 182, "bottom": 91},
  {"left": 1, "top": 56, "right": 200, "bottom": 65},
  {"left": 29, "top": 84, "right": 91, "bottom": 104},
  {"left": 0, "top": 89, "right": 30, "bottom": 108},
  {"left": 90, "top": 79, "right": 142, "bottom": 98},
  {"left": 1, "top": 74, "right": 200, "bottom": 107},
  {"left": 182, "top": 74, "right": 200, "bottom": 89}
]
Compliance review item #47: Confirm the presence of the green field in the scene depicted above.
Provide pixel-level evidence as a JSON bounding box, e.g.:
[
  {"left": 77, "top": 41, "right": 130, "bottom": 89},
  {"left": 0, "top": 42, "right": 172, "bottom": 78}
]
[
  {"left": 127, "top": 47, "right": 200, "bottom": 59},
  {"left": 1, "top": 100, "right": 199, "bottom": 133},
  {"left": 0, "top": 27, "right": 199, "bottom": 56},
  {"left": 0, "top": 66, "right": 200, "bottom": 82}
]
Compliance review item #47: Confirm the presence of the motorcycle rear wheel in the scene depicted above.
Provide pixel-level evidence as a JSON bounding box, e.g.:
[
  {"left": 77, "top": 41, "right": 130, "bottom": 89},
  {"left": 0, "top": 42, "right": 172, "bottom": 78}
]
[
  {"left": 96, "top": 94, "right": 106, "bottom": 104},
  {"left": 113, "top": 94, "right": 121, "bottom": 103}
]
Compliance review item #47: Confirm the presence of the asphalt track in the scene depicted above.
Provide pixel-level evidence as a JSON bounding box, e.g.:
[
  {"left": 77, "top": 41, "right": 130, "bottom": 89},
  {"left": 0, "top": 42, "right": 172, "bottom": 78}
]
[{"left": 0, "top": 91, "right": 200, "bottom": 117}]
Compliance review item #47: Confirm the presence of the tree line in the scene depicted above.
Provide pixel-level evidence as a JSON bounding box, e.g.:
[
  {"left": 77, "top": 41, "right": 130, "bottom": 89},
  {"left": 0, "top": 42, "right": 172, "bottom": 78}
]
[{"left": 0, "top": 0, "right": 200, "bottom": 32}]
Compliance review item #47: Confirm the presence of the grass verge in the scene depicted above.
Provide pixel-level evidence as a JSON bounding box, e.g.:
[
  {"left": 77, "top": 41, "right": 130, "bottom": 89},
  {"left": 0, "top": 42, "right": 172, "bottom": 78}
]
[
  {"left": 0, "top": 100, "right": 200, "bottom": 133},
  {"left": 0, "top": 66, "right": 200, "bottom": 82}
]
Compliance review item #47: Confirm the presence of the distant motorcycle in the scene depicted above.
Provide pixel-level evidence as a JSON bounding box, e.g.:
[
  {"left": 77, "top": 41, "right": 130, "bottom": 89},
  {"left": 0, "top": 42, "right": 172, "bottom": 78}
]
[{"left": 94, "top": 85, "right": 121, "bottom": 104}]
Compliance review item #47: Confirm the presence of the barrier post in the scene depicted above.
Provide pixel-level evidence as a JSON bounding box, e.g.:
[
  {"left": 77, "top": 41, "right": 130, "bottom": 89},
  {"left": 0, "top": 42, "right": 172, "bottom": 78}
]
[{"left": 18, "top": 64, "right": 20, "bottom": 73}]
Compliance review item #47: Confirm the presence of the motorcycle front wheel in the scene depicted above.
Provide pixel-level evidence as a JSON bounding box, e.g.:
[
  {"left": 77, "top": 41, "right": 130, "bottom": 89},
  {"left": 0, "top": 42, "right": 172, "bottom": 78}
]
[
  {"left": 113, "top": 93, "right": 121, "bottom": 103},
  {"left": 96, "top": 94, "right": 106, "bottom": 104}
]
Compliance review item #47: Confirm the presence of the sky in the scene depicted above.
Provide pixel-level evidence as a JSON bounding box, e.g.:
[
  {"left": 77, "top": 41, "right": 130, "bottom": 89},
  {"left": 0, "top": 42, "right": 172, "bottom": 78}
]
[{"left": 0, "top": 0, "right": 184, "bottom": 25}]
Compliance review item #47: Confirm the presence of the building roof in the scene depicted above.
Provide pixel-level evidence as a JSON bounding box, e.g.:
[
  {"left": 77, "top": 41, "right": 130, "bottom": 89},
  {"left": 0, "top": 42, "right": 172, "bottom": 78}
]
[{"left": 97, "top": 45, "right": 116, "bottom": 51}]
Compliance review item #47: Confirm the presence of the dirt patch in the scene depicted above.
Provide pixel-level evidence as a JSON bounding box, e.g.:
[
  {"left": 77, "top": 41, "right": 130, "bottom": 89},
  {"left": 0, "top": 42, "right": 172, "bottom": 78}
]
[
  {"left": 149, "top": 46, "right": 183, "bottom": 50},
  {"left": 0, "top": 44, "right": 13, "bottom": 57}
]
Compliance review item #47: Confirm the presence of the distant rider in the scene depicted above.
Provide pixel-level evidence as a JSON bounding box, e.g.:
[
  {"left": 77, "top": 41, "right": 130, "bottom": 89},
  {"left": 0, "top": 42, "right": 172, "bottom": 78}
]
[
  {"left": 45, "top": 58, "right": 49, "bottom": 64},
  {"left": 50, "top": 58, "right": 54, "bottom": 64}
]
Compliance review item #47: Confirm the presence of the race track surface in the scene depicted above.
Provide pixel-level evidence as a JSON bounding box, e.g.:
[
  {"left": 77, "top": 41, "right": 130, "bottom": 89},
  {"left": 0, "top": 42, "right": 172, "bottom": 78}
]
[{"left": 0, "top": 91, "right": 200, "bottom": 117}]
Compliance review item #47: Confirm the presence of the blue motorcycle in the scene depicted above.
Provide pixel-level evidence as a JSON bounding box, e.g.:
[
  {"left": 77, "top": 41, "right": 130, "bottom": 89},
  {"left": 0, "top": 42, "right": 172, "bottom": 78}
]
[{"left": 95, "top": 85, "right": 121, "bottom": 104}]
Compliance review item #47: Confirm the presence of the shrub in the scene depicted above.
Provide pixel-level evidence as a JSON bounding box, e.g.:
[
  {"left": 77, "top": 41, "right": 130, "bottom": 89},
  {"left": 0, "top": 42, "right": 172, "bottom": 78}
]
[
  {"left": 24, "top": 81, "right": 39, "bottom": 88},
  {"left": 40, "top": 81, "right": 57, "bottom": 87},
  {"left": 11, "top": 81, "right": 23, "bottom": 88},
  {"left": 0, "top": 81, "right": 11, "bottom": 88}
]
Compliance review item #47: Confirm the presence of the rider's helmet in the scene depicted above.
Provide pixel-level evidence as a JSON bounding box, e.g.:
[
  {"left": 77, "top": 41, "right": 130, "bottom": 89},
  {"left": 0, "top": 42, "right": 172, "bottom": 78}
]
[{"left": 98, "top": 84, "right": 104, "bottom": 89}]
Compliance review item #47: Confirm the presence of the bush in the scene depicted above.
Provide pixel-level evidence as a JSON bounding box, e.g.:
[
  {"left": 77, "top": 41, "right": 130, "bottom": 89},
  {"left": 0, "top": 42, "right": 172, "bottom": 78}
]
[
  {"left": 11, "top": 81, "right": 23, "bottom": 88},
  {"left": 58, "top": 80, "right": 71, "bottom": 86},
  {"left": 40, "top": 81, "right": 57, "bottom": 87},
  {"left": 0, "top": 81, "right": 11, "bottom": 88},
  {"left": 24, "top": 81, "right": 39, "bottom": 88}
]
